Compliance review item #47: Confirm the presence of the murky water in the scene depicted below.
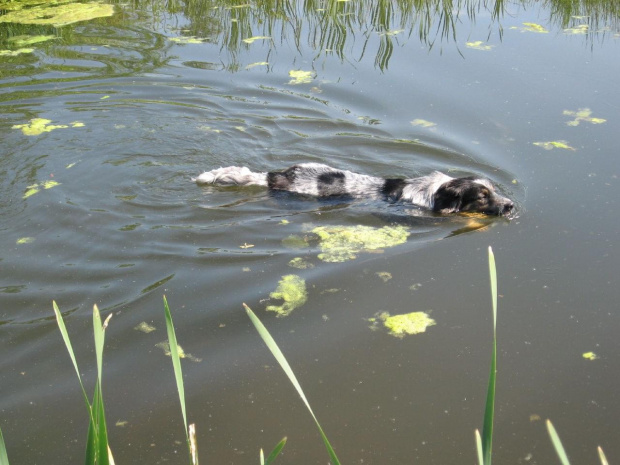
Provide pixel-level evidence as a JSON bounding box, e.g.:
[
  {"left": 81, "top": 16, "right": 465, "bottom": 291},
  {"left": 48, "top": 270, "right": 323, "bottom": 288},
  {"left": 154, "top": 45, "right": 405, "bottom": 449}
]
[{"left": 1, "top": 1, "right": 618, "bottom": 463}]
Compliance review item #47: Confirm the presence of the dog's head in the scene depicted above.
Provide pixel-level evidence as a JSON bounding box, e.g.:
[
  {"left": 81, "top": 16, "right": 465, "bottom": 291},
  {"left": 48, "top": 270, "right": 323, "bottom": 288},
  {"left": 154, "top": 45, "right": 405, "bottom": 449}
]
[{"left": 433, "top": 177, "right": 514, "bottom": 216}]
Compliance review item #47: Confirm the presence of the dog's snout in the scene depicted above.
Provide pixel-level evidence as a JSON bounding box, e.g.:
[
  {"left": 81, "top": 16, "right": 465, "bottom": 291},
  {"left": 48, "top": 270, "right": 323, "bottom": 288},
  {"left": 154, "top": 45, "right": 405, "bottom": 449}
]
[{"left": 503, "top": 200, "right": 514, "bottom": 214}]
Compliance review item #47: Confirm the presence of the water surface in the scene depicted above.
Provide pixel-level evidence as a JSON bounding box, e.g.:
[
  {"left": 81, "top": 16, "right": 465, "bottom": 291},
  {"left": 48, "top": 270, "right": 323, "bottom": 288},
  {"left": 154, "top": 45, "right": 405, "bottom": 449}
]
[{"left": 1, "top": 1, "right": 619, "bottom": 463}]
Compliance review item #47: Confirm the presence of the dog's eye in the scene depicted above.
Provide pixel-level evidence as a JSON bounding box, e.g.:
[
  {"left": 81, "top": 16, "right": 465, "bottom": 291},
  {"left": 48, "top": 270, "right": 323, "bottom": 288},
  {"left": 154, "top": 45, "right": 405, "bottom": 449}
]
[{"left": 478, "top": 190, "right": 489, "bottom": 200}]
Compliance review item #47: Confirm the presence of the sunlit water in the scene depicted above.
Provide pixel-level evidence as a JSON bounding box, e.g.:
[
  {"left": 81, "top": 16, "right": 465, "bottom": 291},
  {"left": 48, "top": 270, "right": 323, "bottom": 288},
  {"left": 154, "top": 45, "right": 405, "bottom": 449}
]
[{"left": 1, "top": 1, "right": 618, "bottom": 463}]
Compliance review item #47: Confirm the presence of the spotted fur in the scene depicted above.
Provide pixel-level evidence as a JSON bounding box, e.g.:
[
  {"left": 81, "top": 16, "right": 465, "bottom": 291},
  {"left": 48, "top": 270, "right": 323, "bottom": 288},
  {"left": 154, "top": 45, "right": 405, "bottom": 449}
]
[{"left": 194, "top": 163, "right": 514, "bottom": 216}]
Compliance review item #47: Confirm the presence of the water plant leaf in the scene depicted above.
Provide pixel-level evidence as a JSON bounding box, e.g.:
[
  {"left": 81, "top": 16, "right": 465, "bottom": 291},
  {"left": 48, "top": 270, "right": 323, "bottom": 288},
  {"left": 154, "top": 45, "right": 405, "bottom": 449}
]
[
  {"left": 481, "top": 246, "right": 498, "bottom": 465},
  {"left": 533, "top": 141, "right": 576, "bottom": 151},
  {"left": 598, "top": 446, "right": 609, "bottom": 465},
  {"left": 0, "top": 424, "right": 9, "bottom": 465},
  {"left": 263, "top": 437, "right": 287, "bottom": 465},
  {"left": 563, "top": 108, "right": 606, "bottom": 126},
  {"left": 582, "top": 351, "right": 598, "bottom": 360},
  {"left": 312, "top": 224, "right": 409, "bottom": 262},
  {"left": 466, "top": 41, "right": 494, "bottom": 50},
  {"left": 162, "top": 296, "right": 194, "bottom": 463},
  {"left": 244, "top": 304, "right": 341, "bottom": 465},
  {"left": 546, "top": 420, "right": 571, "bottom": 465},
  {"left": 266, "top": 275, "right": 308, "bottom": 317},
  {"left": 0, "top": 2, "right": 115, "bottom": 27},
  {"left": 475, "top": 429, "right": 483, "bottom": 465},
  {"left": 288, "top": 70, "right": 315, "bottom": 84}
]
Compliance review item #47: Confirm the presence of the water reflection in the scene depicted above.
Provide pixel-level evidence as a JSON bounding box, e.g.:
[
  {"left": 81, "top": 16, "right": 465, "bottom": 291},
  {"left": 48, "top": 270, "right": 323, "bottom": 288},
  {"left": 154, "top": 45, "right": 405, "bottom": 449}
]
[{"left": 121, "top": 0, "right": 620, "bottom": 70}]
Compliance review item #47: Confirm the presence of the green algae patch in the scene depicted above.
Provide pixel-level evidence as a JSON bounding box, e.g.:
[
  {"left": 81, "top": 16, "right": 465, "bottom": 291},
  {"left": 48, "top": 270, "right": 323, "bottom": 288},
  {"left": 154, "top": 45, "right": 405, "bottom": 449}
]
[
  {"left": 288, "top": 257, "right": 314, "bottom": 269},
  {"left": 312, "top": 225, "right": 409, "bottom": 262},
  {"left": 0, "top": 2, "right": 115, "bottom": 27},
  {"left": 510, "top": 22, "right": 549, "bottom": 33},
  {"left": 8, "top": 34, "right": 56, "bottom": 46},
  {"left": 582, "top": 351, "right": 598, "bottom": 360},
  {"left": 282, "top": 234, "right": 310, "bottom": 249},
  {"left": 23, "top": 180, "right": 61, "bottom": 199},
  {"left": 243, "top": 36, "right": 271, "bottom": 44},
  {"left": 0, "top": 48, "right": 35, "bottom": 56},
  {"left": 369, "top": 311, "right": 436, "bottom": 338},
  {"left": 155, "top": 341, "right": 202, "bottom": 362},
  {"left": 466, "top": 41, "right": 494, "bottom": 51},
  {"left": 533, "top": 140, "right": 576, "bottom": 151},
  {"left": 13, "top": 118, "right": 84, "bottom": 136},
  {"left": 16, "top": 237, "right": 35, "bottom": 244},
  {"left": 410, "top": 118, "right": 436, "bottom": 128},
  {"left": 288, "top": 70, "right": 315, "bottom": 85},
  {"left": 266, "top": 274, "right": 307, "bottom": 317},
  {"left": 563, "top": 108, "right": 606, "bottom": 126}
]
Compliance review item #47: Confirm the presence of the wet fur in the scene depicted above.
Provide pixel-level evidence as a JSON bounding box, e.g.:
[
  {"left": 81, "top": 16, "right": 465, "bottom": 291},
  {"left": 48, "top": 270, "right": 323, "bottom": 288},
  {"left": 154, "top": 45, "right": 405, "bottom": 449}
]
[{"left": 194, "top": 163, "right": 514, "bottom": 216}]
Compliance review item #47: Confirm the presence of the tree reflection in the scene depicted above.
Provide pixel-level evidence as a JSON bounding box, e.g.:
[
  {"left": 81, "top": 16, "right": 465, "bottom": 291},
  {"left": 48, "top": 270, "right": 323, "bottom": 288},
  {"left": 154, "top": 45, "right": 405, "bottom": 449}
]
[{"left": 128, "top": 0, "right": 620, "bottom": 70}]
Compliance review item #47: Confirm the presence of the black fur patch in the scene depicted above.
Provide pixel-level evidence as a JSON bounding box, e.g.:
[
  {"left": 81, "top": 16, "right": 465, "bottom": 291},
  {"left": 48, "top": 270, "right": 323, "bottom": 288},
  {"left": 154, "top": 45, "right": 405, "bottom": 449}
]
[
  {"left": 268, "top": 167, "right": 297, "bottom": 190},
  {"left": 381, "top": 178, "right": 406, "bottom": 201},
  {"left": 317, "top": 171, "right": 346, "bottom": 196}
]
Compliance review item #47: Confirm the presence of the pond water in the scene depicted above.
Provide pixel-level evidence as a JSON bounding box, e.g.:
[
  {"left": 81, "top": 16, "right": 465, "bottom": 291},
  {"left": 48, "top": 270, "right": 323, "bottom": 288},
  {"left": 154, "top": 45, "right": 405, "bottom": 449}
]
[{"left": 1, "top": 1, "right": 619, "bottom": 463}]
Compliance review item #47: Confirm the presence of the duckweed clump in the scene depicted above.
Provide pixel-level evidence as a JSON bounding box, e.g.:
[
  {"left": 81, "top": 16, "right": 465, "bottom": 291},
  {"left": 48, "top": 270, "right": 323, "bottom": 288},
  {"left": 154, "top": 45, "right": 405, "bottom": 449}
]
[
  {"left": 266, "top": 274, "right": 308, "bottom": 317},
  {"left": 312, "top": 225, "right": 409, "bottom": 262}
]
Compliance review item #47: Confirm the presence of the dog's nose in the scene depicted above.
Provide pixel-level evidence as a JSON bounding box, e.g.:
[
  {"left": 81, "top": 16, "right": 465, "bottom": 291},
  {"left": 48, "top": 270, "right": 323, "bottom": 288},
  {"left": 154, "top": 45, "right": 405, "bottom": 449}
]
[{"left": 503, "top": 201, "right": 514, "bottom": 214}]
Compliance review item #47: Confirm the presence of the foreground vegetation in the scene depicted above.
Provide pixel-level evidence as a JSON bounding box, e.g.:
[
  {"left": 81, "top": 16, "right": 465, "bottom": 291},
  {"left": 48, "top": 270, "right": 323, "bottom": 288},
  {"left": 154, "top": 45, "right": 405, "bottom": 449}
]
[{"left": 0, "top": 247, "right": 610, "bottom": 464}]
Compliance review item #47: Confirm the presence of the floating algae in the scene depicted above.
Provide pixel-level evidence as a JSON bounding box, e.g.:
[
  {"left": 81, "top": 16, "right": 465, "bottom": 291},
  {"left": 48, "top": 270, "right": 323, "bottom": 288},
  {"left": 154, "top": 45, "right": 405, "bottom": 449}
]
[
  {"left": 0, "top": 2, "right": 115, "bottom": 27},
  {"left": 288, "top": 257, "right": 314, "bottom": 269},
  {"left": 155, "top": 341, "right": 202, "bottom": 362},
  {"left": 12, "top": 118, "right": 84, "bottom": 136},
  {"left": 369, "top": 311, "right": 436, "bottom": 338},
  {"left": 266, "top": 274, "right": 307, "bottom": 317},
  {"left": 312, "top": 224, "right": 409, "bottom": 262}
]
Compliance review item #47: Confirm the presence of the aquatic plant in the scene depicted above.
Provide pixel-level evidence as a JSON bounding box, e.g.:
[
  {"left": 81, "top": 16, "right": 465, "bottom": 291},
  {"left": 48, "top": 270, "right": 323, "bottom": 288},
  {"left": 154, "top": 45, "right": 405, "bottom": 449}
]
[
  {"left": 266, "top": 274, "right": 308, "bottom": 316},
  {"left": 312, "top": 224, "right": 410, "bottom": 262},
  {"left": 52, "top": 302, "right": 115, "bottom": 465},
  {"left": 245, "top": 303, "right": 341, "bottom": 465}
]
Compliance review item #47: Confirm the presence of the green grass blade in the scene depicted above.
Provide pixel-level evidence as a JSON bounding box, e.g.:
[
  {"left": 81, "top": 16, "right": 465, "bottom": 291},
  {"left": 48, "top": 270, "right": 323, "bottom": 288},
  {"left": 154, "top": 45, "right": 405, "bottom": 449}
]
[
  {"left": 475, "top": 429, "right": 483, "bottom": 465},
  {"left": 598, "top": 446, "right": 608, "bottom": 465},
  {"left": 92, "top": 305, "right": 112, "bottom": 464},
  {"left": 52, "top": 301, "right": 99, "bottom": 464},
  {"left": 264, "top": 437, "right": 287, "bottom": 465},
  {"left": 53, "top": 302, "right": 91, "bottom": 409},
  {"left": 244, "top": 304, "right": 341, "bottom": 465},
  {"left": 0, "top": 425, "right": 9, "bottom": 465},
  {"left": 162, "top": 296, "right": 190, "bottom": 452},
  {"left": 546, "top": 420, "right": 571, "bottom": 465},
  {"left": 481, "top": 247, "right": 498, "bottom": 465}
]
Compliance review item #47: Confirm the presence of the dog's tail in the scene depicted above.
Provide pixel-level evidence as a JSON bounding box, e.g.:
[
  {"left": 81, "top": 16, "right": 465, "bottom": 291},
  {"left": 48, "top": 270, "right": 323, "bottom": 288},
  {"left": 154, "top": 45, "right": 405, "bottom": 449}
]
[{"left": 193, "top": 166, "right": 268, "bottom": 186}]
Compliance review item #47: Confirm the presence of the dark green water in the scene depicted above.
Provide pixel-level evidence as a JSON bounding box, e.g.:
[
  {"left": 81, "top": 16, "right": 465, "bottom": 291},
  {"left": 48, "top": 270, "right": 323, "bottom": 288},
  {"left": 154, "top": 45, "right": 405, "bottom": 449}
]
[{"left": 1, "top": 1, "right": 618, "bottom": 463}]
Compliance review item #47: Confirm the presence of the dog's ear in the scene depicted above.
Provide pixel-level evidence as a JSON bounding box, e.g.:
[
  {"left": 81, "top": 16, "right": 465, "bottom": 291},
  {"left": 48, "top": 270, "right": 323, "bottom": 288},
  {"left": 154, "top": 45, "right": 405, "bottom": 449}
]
[{"left": 433, "top": 182, "right": 463, "bottom": 213}]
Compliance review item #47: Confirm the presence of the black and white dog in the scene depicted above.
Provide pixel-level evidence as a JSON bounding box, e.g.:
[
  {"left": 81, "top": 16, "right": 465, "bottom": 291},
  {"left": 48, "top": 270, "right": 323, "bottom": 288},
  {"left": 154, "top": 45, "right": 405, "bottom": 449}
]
[{"left": 194, "top": 163, "right": 514, "bottom": 216}]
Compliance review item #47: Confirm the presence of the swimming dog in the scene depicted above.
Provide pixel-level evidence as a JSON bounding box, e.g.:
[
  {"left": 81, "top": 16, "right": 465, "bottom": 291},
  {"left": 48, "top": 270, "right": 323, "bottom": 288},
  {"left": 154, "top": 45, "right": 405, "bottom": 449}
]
[{"left": 194, "top": 163, "right": 514, "bottom": 216}]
